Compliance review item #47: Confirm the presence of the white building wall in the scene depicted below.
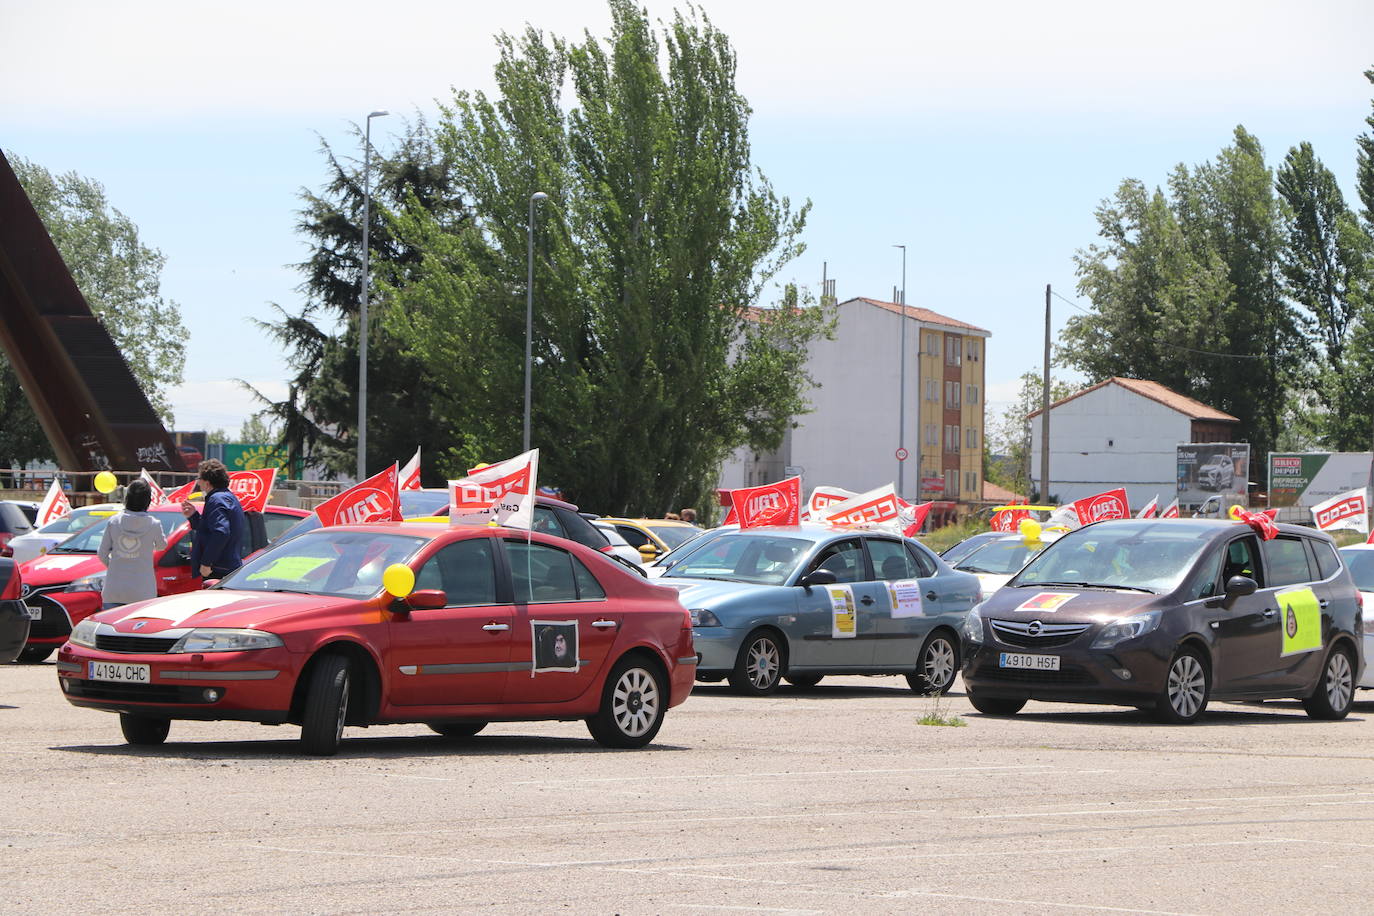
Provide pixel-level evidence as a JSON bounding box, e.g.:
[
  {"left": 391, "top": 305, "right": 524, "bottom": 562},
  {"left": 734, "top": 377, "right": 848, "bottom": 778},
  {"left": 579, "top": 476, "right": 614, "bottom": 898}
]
[{"left": 1029, "top": 383, "right": 1191, "bottom": 509}]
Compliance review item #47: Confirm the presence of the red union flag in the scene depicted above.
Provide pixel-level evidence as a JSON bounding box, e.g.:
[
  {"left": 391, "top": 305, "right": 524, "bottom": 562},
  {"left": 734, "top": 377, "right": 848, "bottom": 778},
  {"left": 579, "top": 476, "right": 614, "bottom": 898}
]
[
  {"left": 823, "top": 483, "right": 902, "bottom": 528},
  {"left": 448, "top": 449, "right": 539, "bottom": 529},
  {"left": 37, "top": 478, "right": 72, "bottom": 527},
  {"left": 897, "top": 498, "right": 932, "bottom": 537},
  {"left": 990, "top": 505, "right": 1030, "bottom": 532},
  {"left": 1311, "top": 487, "right": 1369, "bottom": 534},
  {"left": 399, "top": 447, "right": 422, "bottom": 491},
  {"left": 732, "top": 476, "right": 801, "bottom": 528},
  {"left": 164, "top": 478, "right": 198, "bottom": 504},
  {"left": 229, "top": 468, "right": 277, "bottom": 514},
  {"left": 316, "top": 464, "right": 402, "bottom": 527},
  {"left": 1070, "top": 488, "right": 1130, "bottom": 526}
]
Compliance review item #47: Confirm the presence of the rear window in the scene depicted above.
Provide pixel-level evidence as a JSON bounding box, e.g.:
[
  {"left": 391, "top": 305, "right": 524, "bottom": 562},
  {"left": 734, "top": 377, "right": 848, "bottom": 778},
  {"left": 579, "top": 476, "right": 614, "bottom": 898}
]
[
  {"left": 1311, "top": 539, "right": 1342, "bottom": 580},
  {"left": 1261, "top": 537, "right": 1313, "bottom": 588}
]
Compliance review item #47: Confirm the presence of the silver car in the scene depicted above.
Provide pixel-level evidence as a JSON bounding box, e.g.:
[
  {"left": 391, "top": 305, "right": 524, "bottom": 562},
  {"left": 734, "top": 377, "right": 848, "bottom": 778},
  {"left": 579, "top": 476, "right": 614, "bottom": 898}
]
[{"left": 661, "top": 525, "right": 982, "bottom": 695}]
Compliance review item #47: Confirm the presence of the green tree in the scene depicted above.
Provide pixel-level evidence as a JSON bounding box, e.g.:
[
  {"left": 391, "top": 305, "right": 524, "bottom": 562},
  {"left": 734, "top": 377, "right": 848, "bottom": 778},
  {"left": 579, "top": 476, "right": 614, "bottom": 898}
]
[
  {"left": 0, "top": 156, "right": 189, "bottom": 467},
  {"left": 383, "top": 1, "right": 829, "bottom": 513}
]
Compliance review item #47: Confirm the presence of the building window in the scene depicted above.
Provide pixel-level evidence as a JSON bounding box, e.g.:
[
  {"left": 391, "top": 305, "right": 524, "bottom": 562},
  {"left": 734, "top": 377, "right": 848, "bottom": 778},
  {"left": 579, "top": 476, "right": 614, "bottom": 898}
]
[
  {"left": 945, "top": 467, "right": 960, "bottom": 494},
  {"left": 965, "top": 470, "right": 978, "bottom": 492},
  {"left": 946, "top": 335, "right": 962, "bottom": 366},
  {"left": 944, "top": 425, "right": 961, "bottom": 452},
  {"left": 965, "top": 427, "right": 977, "bottom": 449},
  {"left": 925, "top": 378, "right": 938, "bottom": 401},
  {"left": 926, "top": 333, "right": 940, "bottom": 356},
  {"left": 966, "top": 338, "right": 980, "bottom": 362},
  {"left": 945, "top": 381, "right": 961, "bottom": 409},
  {"left": 967, "top": 384, "right": 979, "bottom": 404},
  {"left": 925, "top": 423, "right": 938, "bottom": 446}
]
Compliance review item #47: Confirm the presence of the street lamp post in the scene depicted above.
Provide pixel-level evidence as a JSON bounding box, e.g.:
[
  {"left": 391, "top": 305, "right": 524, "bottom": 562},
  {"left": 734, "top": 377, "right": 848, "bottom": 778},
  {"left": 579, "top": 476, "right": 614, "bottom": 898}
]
[
  {"left": 524, "top": 191, "right": 548, "bottom": 453},
  {"left": 357, "top": 109, "right": 389, "bottom": 482},
  {"left": 894, "top": 244, "right": 907, "bottom": 499}
]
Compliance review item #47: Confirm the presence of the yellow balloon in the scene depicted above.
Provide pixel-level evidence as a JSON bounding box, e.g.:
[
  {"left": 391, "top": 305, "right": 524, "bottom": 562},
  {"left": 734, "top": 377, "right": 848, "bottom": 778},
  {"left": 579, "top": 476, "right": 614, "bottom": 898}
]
[
  {"left": 1018, "top": 519, "right": 1042, "bottom": 543},
  {"left": 382, "top": 563, "right": 415, "bottom": 598},
  {"left": 93, "top": 471, "right": 118, "bottom": 494}
]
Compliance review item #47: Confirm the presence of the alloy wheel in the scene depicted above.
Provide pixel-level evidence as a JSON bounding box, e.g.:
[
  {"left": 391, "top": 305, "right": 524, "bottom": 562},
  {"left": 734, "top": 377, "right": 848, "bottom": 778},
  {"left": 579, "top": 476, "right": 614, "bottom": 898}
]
[
  {"left": 612, "top": 667, "right": 660, "bottom": 738},
  {"left": 747, "top": 638, "right": 780, "bottom": 690},
  {"left": 1167, "top": 654, "right": 1205, "bottom": 718},
  {"left": 1324, "top": 651, "right": 1353, "bottom": 712}
]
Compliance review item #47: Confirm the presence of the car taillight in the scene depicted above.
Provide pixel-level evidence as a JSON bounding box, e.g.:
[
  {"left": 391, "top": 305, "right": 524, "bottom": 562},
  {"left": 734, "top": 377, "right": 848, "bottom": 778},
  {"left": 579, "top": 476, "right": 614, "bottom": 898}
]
[{"left": 0, "top": 532, "right": 11, "bottom": 557}]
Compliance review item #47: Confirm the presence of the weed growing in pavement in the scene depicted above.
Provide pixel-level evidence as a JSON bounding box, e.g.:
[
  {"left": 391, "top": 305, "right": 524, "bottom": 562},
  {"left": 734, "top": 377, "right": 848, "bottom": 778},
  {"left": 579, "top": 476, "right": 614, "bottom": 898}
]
[{"left": 917, "top": 691, "right": 966, "bottom": 727}]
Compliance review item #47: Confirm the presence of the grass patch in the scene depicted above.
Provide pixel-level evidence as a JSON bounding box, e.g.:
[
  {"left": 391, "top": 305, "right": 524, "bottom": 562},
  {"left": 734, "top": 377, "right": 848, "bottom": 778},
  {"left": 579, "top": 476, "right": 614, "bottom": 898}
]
[{"left": 917, "top": 710, "right": 967, "bottom": 727}]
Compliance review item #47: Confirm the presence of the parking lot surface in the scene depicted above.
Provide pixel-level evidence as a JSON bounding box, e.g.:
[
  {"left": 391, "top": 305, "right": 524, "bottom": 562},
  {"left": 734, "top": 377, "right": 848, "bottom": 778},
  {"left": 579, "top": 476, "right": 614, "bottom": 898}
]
[{"left": 3, "top": 662, "right": 1372, "bottom": 914}]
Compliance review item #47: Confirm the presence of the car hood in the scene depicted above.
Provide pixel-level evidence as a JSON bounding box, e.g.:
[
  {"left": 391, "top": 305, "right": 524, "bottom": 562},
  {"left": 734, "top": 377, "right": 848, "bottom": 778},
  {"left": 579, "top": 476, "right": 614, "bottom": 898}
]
[
  {"left": 94, "top": 589, "right": 349, "bottom": 634},
  {"left": 655, "top": 577, "right": 780, "bottom": 606},
  {"left": 20, "top": 552, "right": 103, "bottom": 585},
  {"left": 979, "top": 585, "right": 1164, "bottom": 622}
]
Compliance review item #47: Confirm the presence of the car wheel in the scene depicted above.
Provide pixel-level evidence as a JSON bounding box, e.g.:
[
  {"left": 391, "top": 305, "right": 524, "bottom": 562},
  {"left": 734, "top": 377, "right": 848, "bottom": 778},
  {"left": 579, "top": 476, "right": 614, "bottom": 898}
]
[
  {"left": 301, "top": 654, "right": 351, "bottom": 756},
  {"left": 906, "top": 632, "right": 959, "bottom": 695},
  {"left": 586, "top": 656, "right": 666, "bottom": 748},
  {"left": 1302, "top": 645, "right": 1355, "bottom": 721},
  {"left": 119, "top": 713, "right": 170, "bottom": 746},
  {"left": 16, "top": 646, "right": 54, "bottom": 664},
  {"left": 968, "top": 692, "right": 1026, "bottom": 716},
  {"left": 728, "top": 630, "right": 785, "bottom": 696},
  {"left": 1155, "top": 647, "right": 1209, "bottom": 724},
  {"left": 784, "top": 673, "right": 823, "bottom": 689},
  {"left": 428, "top": 722, "right": 487, "bottom": 738}
]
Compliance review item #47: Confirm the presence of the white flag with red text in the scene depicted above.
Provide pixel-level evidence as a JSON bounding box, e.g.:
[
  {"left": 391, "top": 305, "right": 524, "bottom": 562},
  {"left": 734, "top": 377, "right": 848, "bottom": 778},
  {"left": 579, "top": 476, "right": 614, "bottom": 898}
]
[
  {"left": 1161, "top": 498, "right": 1180, "bottom": 519},
  {"left": 36, "top": 478, "right": 71, "bottom": 527},
  {"left": 316, "top": 464, "right": 403, "bottom": 526},
  {"left": 804, "top": 486, "right": 858, "bottom": 521},
  {"left": 1136, "top": 495, "right": 1159, "bottom": 519},
  {"left": 1311, "top": 487, "right": 1369, "bottom": 534},
  {"left": 448, "top": 449, "right": 539, "bottom": 529},
  {"left": 822, "top": 483, "right": 902, "bottom": 529},
  {"left": 139, "top": 469, "right": 168, "bottom": 507},
  {"left": 399, "top": 448, "right": 422, "bottom": 491}
]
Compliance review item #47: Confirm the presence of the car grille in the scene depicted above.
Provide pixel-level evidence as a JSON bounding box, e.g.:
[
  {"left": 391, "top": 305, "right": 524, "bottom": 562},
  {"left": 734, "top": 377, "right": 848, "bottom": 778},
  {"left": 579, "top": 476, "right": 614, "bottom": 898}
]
[
  {"left": 23, "top": 592, "right": 71, "bottom": 639},
  {"left": 990, "top": 619, "right": 1091, "bottom": 649},
  {"left": 62, "top": 680, "right": 213, "bottom": 704},
  {"left": 974, "top": 663, "right": 1095, "bottom": 685},
  {"left": 94, "top": 634, "right": 179, "bottom": 654}
]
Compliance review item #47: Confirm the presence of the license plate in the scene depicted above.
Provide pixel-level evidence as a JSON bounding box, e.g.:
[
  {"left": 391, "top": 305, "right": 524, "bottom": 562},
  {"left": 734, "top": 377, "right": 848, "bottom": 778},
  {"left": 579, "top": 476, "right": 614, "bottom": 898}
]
[
  {"left": 999, "top": 652, "right": 1061, "bottom": 671},
  {"left": 89, "top": 661, "right": 151, "bottom": 683},
  {"left": 24, "top": 604, "right": 43, "bottom": 620}
]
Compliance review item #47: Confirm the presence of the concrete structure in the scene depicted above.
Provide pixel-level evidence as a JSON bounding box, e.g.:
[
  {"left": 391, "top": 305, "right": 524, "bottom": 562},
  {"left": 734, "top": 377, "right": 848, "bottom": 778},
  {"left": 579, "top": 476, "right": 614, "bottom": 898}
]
[
  {"left": 1027, "top": 377, "right": 1239, "bottom": 508},
  {"left": 719, "top": 297, "right": 990, "bottom": 510}
]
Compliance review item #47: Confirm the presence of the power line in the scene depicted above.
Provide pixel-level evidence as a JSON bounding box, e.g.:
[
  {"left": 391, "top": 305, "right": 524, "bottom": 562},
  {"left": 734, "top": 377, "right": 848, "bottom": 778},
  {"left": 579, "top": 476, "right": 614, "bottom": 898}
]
[{"left": 1049, "top": 288, "right": 1265, "bottom": 360}]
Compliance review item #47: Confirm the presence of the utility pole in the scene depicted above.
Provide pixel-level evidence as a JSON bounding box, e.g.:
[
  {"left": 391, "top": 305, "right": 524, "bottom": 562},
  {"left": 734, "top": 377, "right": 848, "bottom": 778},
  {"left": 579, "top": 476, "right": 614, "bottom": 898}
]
[
  {"left": 1040, "top": 284, "right": 1051, "bottom": 503},
  {"left": 895, "top": 246, "right": 907, "bottom": 500}
]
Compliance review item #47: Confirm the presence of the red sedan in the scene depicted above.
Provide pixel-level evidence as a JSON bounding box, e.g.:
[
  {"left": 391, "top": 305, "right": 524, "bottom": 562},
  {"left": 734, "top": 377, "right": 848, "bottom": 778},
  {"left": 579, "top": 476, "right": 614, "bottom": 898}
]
[{"left": 57, "top": 522, "right": 696, "bottom": 754}]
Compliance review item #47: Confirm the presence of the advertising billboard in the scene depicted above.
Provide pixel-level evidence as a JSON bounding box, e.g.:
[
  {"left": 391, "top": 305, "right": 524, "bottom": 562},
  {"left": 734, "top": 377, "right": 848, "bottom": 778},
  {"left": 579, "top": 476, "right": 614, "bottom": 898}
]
[
  {"left": 1176, "top": 443, "right": 1250, "bottom": 506},
  {"left": 1267, "top": 452, "right": 1372, "bottom": 509}
]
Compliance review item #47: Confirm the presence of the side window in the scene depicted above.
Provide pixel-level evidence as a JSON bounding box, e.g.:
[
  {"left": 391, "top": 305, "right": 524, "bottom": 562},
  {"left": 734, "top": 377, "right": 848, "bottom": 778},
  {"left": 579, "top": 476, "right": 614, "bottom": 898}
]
[
  {"left": 415, "top": 539, "right": 497, "bottom": 606},
  {"left": 554, "top": 509, "right": 608, "bottom": 550},
  {"left": 809, "top": 538, "right": 865, "bottom": 583},
  {"left": 532, "top": 507, "right": 565, "bottom": 538},
  {"left": 507, "top": 541, "right": 579, "bottom": 603},
  {"left": 264, "top": 512, "right": 303, "bottom": 543},
  {"left": 868, "top": 538, "right": 914, "bottom": 581},
  {"left": 905, "top": 542, "right": 938, "bottom": 577},
  {"left": 1222, "top": 537, "right": 1264, "bottom": 587},
  {"left": 1187, "top": 546, "right": 1225, "bottom": 601},
  {"left": 1310, "top": 539, "right": 1342, "bottom": 580},
  {"left": 572, "top": 557, "right": 606, "bottom": 600},
  {"left": 616, "top": 525, "right": 652, "bottom": 550},
  {"left": 1262, "top": 536, "right": 1314, "bottom": 587}
]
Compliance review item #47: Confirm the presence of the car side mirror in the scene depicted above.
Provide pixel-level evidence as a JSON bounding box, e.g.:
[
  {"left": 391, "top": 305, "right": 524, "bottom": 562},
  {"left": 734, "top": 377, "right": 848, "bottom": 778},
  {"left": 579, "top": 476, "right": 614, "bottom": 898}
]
[
  {"left": 638, "top": 544, "right": 659, "bottom": 561},
  {"left": 799, "top": 569, "right": 838, "bottom": 589},
  {"left": 1222, "top": 575, "right": 1258, "bottom": 607},
  {"left": 407, "top": 589, "right": 448, "bottom": 610}
]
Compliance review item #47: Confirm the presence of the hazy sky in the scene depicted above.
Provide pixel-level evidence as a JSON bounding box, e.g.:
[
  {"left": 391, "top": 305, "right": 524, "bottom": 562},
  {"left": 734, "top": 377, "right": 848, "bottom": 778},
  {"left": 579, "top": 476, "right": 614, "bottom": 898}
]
[{"left": 4, "top": 0, "right": 1373, "bottom": 437}]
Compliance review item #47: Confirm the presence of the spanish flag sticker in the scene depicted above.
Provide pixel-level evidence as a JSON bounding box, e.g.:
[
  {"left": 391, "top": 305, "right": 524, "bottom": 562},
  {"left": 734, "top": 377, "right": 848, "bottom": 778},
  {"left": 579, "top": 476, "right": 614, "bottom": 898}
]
[{"left": 1277, "top": 587, "right": 1323, "bottom": 657}]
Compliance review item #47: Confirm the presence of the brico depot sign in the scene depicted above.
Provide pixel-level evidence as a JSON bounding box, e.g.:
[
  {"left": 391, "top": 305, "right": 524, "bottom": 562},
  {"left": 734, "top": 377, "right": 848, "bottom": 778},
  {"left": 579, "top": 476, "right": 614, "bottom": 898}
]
[{"left": 1267, "top": 452, "right": 1372, "bottom": 509}]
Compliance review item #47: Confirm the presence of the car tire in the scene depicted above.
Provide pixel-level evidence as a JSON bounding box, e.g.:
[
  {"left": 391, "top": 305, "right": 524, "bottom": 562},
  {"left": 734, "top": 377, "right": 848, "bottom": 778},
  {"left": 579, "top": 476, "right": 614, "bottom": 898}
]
[
  {"left": 586, "top": 655, "right": 666, "bottom": 749},
  {"left": 301, "top": 654, "right": 351, "bottom": 756},
  {"left": 1302, "top": 644, "right": 1355, "bottom": 721},
  {"left": 1155, "top": 646, "right": 1209, "bottom": 724},
  {"left": 429, "top": 722, "right": 487, "bottom": 738},
  {"left": 695, "top": 674, "right": 725, "bottom": 683},
  {"left": 16, "top": 646, "right": 54, "bottom": 664},
  {"left": 968, "top": 692, "right": 1026, "bottom": 716},
  {"left": 906, "top": 632, "right": 959, "bottom": 695},
  {"left": 784, "top": 674, "right": 823, "bottom": 689},
  {"left": 728, "top": 630, "right": 785, "bottom": 696},
  {"left": 120, "top": 713, "right": 170, "bottom": 746}
]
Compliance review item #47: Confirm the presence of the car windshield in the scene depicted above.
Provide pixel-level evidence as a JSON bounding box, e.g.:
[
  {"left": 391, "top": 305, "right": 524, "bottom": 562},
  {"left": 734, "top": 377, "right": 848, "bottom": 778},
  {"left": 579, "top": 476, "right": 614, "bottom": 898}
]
[
  {"left": 941, "top": 533, "right": 1000, "bottom": 567},
  {"left": 37, "top": 509, "right": 114, "bottom": 536},
  {"left": 661, "top": 533, "right": 811, "bottom": 585},
  {"left": 51, "top": 510, "right": 186, "bottom": 554},
  {"left": 649, "top": 525, "right": 700, "bottom": 550},
  {"left": 1011, "top": 523, "right": 1214, "bottom": 593},
  {"left": 651, "top": 526, "right": 731, "bottom": 569},
  {"left": 219, "top": 530, "right": 427, "bottom": 598},
  {"left": 1340, "top": 549, "right": 1374, "bottom": 591},
  {"left": 399, "top": 490, "right": 450, "bottom": 517},
  {"left": 956, "top": 538, "right": 1046, "bottom": 575}
]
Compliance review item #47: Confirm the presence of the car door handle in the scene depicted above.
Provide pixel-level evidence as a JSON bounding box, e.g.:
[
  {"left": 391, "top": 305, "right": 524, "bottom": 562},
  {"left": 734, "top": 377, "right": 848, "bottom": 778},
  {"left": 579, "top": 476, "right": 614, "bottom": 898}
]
[
  {"left": 161, "top": 576, "right": 180, "bottom": 581},
  {"left": 481, "top": 623, "right": 510, "bottom": 632},
  {"left": 859, "top": 596, "right": 874, "bottom": 606},
  {"left": 1319, "top": 599, "right": 1329, "bottom": 609},
  {"left": 1262, "top": 609, "right": 1276, "bottom": 618},
  {"left": 591, "top": 620, "right": 618, "bottom": 629},
  {"left": 925, "top": 591, "right": 938, "bottom": 601}
]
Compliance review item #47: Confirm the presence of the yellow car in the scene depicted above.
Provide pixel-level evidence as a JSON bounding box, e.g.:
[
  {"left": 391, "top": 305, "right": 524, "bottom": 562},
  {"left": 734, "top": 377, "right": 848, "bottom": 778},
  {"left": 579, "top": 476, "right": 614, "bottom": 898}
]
[{"left": 599, "top": 518, "right": 703, "bottom": 563}]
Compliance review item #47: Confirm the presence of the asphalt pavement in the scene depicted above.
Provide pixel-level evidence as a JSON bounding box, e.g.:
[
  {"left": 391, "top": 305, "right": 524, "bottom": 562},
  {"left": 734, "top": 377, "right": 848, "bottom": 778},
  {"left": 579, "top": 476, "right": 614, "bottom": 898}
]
[{"left": 2, "top": 662, "right": 1371, "bottom": 914}]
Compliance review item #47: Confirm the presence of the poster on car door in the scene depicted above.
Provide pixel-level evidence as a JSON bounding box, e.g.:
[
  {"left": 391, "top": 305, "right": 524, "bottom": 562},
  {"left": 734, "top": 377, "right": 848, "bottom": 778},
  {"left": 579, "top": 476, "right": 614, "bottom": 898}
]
[
  {"left": 885, "top": 579, "right": 925, "bottom": 618},
  {"left": 1277, "top": 587, "right": 1322, "bottom": 658},
  {"left": 531, "top": 620, "right": 579, "bottom": 673},
  {"left": 828, "top": 586, "right": 856, "bottom": 638},
  {"left": 1177, "top": 443, "right": 1250, "bottom": 506}
]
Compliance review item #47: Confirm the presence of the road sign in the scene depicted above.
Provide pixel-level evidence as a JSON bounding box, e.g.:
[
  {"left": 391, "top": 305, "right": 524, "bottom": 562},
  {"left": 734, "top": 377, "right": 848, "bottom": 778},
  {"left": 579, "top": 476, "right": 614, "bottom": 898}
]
[{"left": 895, "top": 447, "right": 909, "bottom": 461}]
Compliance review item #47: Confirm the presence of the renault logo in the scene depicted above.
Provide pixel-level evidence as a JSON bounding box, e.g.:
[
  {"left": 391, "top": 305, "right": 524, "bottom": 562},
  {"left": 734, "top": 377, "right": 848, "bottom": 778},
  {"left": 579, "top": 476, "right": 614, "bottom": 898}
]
[
  {"left": 20, "top": 584, "right": 31, "bottom": 599},
  {"left": 1027, "top": 620, "right": 1043, "bottom": 636}
]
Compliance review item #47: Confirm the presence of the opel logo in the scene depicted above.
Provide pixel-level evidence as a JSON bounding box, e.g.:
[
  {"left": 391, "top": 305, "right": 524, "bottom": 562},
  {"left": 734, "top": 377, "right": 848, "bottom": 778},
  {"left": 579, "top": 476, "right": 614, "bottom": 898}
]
[{"left": 1027, "top": 620, "right": 1043, "bottom": 636}]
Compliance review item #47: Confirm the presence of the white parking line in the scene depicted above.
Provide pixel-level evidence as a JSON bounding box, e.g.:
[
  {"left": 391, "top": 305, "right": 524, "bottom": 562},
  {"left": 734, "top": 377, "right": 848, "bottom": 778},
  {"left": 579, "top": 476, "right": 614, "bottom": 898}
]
[{"left": 509, "top": 763, "right": 1052, "bottom": 786}]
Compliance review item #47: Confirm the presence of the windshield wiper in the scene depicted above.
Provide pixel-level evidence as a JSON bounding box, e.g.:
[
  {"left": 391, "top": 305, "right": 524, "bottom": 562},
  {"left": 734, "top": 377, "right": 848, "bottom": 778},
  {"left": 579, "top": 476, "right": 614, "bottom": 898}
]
[{"left": 1019, "top": 580, "right": 1155, "bottom": 593}]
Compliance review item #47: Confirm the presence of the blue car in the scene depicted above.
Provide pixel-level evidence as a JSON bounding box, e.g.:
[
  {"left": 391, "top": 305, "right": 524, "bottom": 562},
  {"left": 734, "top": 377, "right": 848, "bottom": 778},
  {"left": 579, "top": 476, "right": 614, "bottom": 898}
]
[{"left": 659, "top": 525, "right": 982, "bottom": 695}]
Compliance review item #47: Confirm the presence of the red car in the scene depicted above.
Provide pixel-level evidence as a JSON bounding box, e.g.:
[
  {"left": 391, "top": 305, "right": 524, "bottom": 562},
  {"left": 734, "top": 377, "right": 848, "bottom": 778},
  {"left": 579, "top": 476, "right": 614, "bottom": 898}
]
[
  {"left": 17, "top": 504, "right": 308, "bottom": 664},
  {"left": 57, "top": 522, "right": 696, "bottom": 754},
  {"left": 0, "top": 557, "right": 29, "bottom": 663}
]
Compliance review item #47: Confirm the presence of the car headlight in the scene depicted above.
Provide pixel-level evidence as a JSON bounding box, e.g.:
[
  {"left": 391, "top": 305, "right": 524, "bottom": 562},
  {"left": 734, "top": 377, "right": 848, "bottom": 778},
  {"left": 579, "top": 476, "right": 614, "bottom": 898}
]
[
  {"left": 689, "top": 608, "right": 722, "bottom": 627},
  {"left": 66, "top": 573, "right": 105, "bottom": 593},
  {"left": 1090, "top": 611, "right": 1162, "bottom": 649},
  {"left": 70, "top": 618, "right": 101, "bottom": 648},
  {"left": 167, "top": 629, "right": 284, "bottom": 653},
  {"left": 961, "top": 606, "right": 984, "bottom": 646}
]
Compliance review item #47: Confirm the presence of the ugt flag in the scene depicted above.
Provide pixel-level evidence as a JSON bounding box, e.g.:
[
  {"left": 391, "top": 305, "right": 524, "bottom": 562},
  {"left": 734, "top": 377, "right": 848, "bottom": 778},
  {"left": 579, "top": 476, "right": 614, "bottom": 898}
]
[
  {"left": 448, "top": 449, "right": 539, "bottom": 530},
  {"left": 316, "top": 464, "right": 403, "bottom": 526},
  {"left": 990, "top": 505, "right": 1030, "bottom": 532},
  {"left": 228, "top": 468, "right": 278, "bottom": 514},
  {"left": 1311, "top": 487, "right": 1369, "bottom": 535},
  {"left": 1049, "top": 488, "right": 1131, "bottom": 530},
  {"left": 36, "top": 478, "right": 72, "bottom": 527},
  {"left": 730, "top": 476, "right": 802, "bottom": 528}
]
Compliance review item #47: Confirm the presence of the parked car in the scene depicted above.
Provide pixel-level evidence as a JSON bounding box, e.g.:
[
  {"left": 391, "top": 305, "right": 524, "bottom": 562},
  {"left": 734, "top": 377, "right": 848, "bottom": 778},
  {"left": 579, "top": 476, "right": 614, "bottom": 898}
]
[
  {"left": 950, "top": 531, "right": 1061, "bottom": 596},
  {"left": 0, "top": 500, "right": 38, "bottom": 558},
  {"left": 962, "top": 518, "right": 1363, "bottom": 722},
  {"left": 0, "top": 557, "right": 30, "bottom": 664},
  {"left": 646, "top": 525, "right": 734, "bottom": 578},
  {"left": 1197, "top": 455, "right": 1235, "bottom": 491},
  {"left": 57, "top": 522, "right": 696, "bottom": 754},
  {"left": 7, "top": 503, "right": 120, "bottom": 564},
  {"left": 592, "top": 521, "right": 645, "bottom": 569},
  {"left": 16, "top": 504, "right": 309, "bottom": 663},
  {"left": 600, "top": 518, "right": 702, "bottom": 564},
  {"left": 939, "top": 531, "right": 1008, "bottom": 568},
  {"left": 660, "top": 525, "right": 981, "bottom": 695},
  {"left": 1336, "top": 544, "right": 1374, "bottom": 690}
]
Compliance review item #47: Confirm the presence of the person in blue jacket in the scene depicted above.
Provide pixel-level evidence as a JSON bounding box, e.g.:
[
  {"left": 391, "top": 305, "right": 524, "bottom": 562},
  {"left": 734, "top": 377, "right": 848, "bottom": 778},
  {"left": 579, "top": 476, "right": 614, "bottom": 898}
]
[{"left": 180, "top": 459, "right": 246, "bottom": 579}]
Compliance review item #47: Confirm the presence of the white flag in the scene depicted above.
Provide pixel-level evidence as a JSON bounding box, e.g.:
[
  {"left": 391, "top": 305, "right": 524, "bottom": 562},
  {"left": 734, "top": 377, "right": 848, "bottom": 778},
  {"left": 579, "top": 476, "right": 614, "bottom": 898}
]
[
  {"left": 37, "top": 478, "right": 72, "bottom": 527},
  {"left": 139, "top": 468, "right": 168, "bottom": 506},
  {"left": 1160, "top": 498, "right": 1180, "bottom": 519},
  {"left": 399, "top": 447, "right": 422, "bottom": 491},
  {"left": 805, "top": 486, "right": 858, "bottom": 520},
  {"left": 1311, "top": 487, "right": 1369, "bottom": 534},
  {"left": 1136, "top": 494, "right": 1159, "bottom": 519},
  {"left": 447, "top": 449, "right": 539, "bottom": 530}
]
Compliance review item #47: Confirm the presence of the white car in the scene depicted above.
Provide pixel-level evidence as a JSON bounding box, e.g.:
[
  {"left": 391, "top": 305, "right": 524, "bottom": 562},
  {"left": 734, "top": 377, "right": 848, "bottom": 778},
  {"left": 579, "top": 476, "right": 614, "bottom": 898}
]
[
  {"left": 950, "top": 531, "right": 1061, "bottom": 598},
  {"left": 7, "top": 504, "right": 119, "bottom": 564},
  {"left": 591, "top": 521, "right": 645, "bottom": 569},
  {"left": 1336, "top": 544, "right": 1374, "bottom": 689}
]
